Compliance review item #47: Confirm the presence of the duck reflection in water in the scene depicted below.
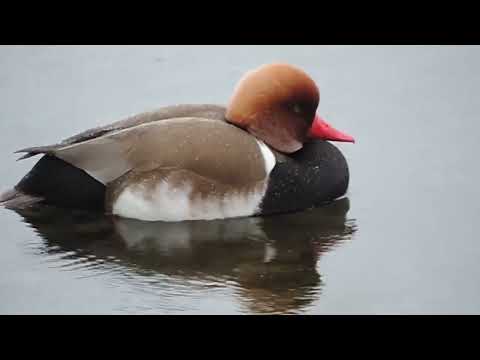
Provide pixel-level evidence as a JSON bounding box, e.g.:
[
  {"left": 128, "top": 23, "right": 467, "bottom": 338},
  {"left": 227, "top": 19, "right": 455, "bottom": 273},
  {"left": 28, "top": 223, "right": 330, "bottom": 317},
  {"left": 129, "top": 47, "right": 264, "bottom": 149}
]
[{"left": 13, "top": 197, "right": 357, "bottom": 314}]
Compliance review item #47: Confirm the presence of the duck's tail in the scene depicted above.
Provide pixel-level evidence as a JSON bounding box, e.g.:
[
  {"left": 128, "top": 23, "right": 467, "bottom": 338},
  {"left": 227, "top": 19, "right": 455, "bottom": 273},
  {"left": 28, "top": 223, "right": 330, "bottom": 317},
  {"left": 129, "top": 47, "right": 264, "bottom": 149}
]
[
  {"left": 3, "top": 155, "right": 106, "bottom": 211},
  {"left": 0, "top": 188, "right": 43, "bottom": 209}
]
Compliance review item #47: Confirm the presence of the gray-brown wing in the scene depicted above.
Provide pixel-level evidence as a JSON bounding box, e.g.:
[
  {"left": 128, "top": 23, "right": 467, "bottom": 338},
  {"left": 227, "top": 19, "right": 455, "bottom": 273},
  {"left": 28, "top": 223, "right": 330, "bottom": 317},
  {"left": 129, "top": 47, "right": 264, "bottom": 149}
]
[
  {"left": 42, "top": 117, "right": 270, "bottom": 186},
  {"left": 15, "top": 104, "right": 226, "bottom": 160}
]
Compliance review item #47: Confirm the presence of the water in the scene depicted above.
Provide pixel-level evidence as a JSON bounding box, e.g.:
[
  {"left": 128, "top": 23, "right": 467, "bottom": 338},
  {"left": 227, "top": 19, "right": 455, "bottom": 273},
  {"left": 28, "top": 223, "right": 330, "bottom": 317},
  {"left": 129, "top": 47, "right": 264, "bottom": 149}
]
[{"left": 1, "top": 45, "right": 479, "bottom": 314}]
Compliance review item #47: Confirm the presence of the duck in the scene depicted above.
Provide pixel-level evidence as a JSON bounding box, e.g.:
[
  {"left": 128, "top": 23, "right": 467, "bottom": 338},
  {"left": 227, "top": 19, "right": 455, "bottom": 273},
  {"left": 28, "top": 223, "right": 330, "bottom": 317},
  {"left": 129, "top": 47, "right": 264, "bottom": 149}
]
[{"left": 0, "top": 63, "right": 355, "bottom": 222}]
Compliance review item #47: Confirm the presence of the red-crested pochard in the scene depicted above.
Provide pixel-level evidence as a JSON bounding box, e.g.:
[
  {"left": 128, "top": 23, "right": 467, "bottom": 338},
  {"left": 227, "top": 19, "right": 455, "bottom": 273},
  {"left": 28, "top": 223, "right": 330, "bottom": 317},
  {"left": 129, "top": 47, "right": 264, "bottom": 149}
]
[{"left": 0, "top": 63, "right": 354, "bottom": 221}]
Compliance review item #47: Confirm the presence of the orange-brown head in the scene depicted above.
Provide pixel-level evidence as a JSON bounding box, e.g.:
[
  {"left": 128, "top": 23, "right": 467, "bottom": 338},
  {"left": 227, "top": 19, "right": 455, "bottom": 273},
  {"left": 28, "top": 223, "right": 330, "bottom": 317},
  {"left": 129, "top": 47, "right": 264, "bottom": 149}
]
[{"left": 226, "top": 63, "right": 354, "bottom": 153}]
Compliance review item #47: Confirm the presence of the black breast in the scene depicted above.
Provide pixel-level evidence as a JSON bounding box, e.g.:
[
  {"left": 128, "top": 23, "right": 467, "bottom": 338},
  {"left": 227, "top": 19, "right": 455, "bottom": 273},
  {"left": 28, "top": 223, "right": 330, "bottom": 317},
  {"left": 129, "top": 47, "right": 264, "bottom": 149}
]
[{"left": 260, "top": 140, "right": 350, "bottom": 215}]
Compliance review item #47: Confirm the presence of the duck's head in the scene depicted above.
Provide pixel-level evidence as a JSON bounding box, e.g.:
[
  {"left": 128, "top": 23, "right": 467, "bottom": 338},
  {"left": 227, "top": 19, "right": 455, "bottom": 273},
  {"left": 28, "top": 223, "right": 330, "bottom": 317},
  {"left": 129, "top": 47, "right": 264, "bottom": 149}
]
[{"left": 226, "top": 63, "right": 354, "bottom": 153}]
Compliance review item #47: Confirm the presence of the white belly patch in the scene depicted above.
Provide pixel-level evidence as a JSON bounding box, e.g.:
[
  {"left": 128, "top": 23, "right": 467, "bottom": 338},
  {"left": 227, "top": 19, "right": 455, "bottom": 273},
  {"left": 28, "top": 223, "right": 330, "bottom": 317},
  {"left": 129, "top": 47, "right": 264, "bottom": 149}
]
[{"left": 111, "top": 179, "right": 269, "bottom": 222}]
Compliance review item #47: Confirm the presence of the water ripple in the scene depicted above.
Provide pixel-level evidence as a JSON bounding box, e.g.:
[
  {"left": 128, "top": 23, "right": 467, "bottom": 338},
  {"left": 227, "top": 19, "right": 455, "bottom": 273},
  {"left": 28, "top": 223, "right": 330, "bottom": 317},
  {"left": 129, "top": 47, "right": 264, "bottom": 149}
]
[{"left": 12, "top": 197, "right": 357, "bottom": 314}]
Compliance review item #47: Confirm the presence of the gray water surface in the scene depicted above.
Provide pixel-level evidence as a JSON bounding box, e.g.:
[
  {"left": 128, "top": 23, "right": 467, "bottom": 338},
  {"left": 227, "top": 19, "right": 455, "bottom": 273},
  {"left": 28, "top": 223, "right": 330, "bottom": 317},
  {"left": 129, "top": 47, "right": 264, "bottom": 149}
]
[{"left": 1, "top": 45, "right": 479, "bottom": 314}]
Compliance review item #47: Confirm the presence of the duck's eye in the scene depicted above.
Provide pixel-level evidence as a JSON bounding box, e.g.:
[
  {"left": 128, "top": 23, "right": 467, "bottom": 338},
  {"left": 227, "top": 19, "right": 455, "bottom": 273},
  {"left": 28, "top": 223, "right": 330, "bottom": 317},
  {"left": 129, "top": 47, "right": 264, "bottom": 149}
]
[{"left": 293, "top": 104, "right": 302, "bottom": 114}]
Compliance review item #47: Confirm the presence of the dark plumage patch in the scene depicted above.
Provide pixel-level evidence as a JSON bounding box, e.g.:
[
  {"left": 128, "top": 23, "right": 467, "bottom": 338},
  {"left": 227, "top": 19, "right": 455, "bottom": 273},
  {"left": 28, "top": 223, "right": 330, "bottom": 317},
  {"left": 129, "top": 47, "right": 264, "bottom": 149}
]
[{"left": 15, "top": 155, "right": 106, "bottom": 210}]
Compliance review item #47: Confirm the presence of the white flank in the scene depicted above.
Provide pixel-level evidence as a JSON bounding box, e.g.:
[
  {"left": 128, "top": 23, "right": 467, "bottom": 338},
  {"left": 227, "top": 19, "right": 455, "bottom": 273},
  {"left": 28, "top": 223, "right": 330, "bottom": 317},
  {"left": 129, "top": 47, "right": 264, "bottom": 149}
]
[{"left": 112, "top": 179, "right": 269, "bottom": 222}]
